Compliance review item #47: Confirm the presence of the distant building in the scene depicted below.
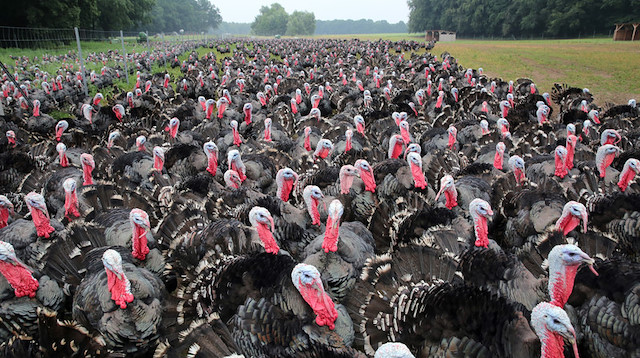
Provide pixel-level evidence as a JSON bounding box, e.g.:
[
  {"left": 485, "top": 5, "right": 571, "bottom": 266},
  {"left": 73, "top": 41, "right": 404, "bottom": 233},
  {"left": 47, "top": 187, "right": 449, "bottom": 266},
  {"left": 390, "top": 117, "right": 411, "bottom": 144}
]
[
  {"left": 425, "top": 30, "right": 456, "bottom": 42},
  {"left": 613, "top": 23, "right": 639, "bottom": 41}
]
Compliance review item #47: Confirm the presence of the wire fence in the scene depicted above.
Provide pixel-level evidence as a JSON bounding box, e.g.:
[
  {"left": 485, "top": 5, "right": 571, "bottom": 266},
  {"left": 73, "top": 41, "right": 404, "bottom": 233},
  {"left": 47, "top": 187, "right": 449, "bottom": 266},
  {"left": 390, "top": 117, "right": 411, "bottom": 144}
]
[{"left": 0, "top": 26, "right": 219, "bottom": 97}]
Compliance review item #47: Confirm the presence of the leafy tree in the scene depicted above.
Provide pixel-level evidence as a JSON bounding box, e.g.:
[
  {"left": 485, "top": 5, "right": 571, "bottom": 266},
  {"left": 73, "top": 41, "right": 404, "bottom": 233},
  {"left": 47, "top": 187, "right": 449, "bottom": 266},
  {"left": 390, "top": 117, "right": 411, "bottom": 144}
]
[
  {"left": 145, "top": 0, "right": 222, "bottom": 33},
  {"left": 286, "top": 11, "right": 315, "bottom": 36},
  {"left": 94, "top": 0, "right": 156, "bottom": 31},
  {"left": 408, "top": 0, "right": 640, "bottom": 38},
  {"left": 251, "top": 3, "right": 289, "bottom": 36}
]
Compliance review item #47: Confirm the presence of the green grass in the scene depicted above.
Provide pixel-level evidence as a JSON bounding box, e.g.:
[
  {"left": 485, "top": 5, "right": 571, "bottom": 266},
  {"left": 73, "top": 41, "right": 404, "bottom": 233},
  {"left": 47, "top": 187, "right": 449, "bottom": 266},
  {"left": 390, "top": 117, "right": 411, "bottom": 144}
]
[
  {"left": 2, "top": 34, "right": 637, "bottom": 107},
  {"left": 432, "top": 38, "right": 640, "bottom": 105}
]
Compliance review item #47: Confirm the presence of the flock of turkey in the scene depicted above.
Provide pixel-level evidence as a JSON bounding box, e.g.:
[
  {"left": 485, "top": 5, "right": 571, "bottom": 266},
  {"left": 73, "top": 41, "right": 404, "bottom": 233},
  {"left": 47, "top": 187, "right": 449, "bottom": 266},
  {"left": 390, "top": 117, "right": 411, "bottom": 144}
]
[{"left": 0, "top": 37, "right": 639, "bottom": 358}]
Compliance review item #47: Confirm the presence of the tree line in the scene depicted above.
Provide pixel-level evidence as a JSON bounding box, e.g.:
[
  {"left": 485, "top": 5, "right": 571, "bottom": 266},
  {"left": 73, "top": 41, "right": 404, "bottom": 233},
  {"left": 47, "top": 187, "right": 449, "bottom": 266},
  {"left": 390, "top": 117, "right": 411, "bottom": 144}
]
[
  {"left": 1, "top": 0, "right": 222, "bottom": 34},
  {"left": 215, "top": 19, "right": 407, "bottom": 36},
  {"left": 408, "top": 0, "right": 640, "bottom": 38}
]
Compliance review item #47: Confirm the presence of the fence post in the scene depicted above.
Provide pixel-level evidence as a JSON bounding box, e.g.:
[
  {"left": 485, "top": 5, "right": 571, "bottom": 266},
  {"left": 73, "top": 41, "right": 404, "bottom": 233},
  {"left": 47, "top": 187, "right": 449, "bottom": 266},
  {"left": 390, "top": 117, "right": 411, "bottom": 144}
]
[
  {"left": 120, "top": 30, "right": 129, "bottom": 84},
  {"left": 74, "top": 27, "right": 89, "bottom": 97}
]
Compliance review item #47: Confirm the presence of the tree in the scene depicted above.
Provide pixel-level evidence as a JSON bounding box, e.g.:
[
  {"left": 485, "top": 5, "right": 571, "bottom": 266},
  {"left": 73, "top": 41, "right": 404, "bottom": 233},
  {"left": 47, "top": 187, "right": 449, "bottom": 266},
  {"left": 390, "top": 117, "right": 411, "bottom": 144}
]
[
  {"left": 145, "top": 0, "right": 222, "bottom": 33},
  {"left": 407, "top": 0, "right": 640, "bottom": 38},
  {"left": 94, "top": 0, "right": 156, "bottom": 31},
  {"left": 251, "top": 3, "right": 289, "bottom": 36},
  {"left": 286, "top": 11, "right": 315, "bottom": 36}
]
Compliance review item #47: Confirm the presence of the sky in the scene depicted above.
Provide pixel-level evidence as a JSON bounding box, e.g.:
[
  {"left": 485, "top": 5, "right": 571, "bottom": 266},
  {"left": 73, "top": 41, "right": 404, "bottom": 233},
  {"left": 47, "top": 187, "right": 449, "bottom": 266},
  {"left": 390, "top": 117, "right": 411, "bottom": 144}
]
[{"left": 214, "top": 0, "right": 410, "bottom": 24}]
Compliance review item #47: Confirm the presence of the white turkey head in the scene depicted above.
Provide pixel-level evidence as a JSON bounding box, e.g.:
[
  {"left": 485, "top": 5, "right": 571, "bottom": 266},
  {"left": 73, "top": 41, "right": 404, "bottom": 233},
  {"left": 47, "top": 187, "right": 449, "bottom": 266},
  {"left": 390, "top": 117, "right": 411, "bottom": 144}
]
[
  {"left": 547, "top": 244, "right": 598, "bottom": 307},
  {"left": 374, "top": 342, "right": 415, "bottom": 358},
  {"left": 555, "top": 201, "right": 587, "bottom": 236},
  {"left": 249, "top": 206, "right": 278, "bottom": 254},
  {"left": 531, "top": 302, "right": 579, "bottom": 358},
  {"left": 469, "top": 198, "right": 493, "bottom": 248},
  {"left": 291, "top": 263, "right": 338, "bottom": 329},
  {"left": 102, "top": 249, "right": 134, "bottom": 309},
  {"left": 80, "top": 153, "right": 95, "bottom": 185}
]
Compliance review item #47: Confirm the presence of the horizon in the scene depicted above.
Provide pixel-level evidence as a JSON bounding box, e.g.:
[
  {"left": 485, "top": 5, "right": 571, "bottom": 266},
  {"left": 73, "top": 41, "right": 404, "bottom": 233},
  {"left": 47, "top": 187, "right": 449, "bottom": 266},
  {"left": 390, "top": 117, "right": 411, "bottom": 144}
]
[{"left": 215, "top": 0, "right": 410, "bottom": 24}]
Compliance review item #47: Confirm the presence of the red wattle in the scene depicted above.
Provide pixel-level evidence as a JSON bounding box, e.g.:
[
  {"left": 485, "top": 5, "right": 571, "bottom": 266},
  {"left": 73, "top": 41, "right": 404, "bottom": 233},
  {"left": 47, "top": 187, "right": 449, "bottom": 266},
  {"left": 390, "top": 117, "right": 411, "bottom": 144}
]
[
  {"left": 64, "top": 191, "right": 80, "bottom": 220},
  {"left": 279, "top": 179, "right": 294, "bottom": 201},
  {"left": 444, "top": 190, "right": 458, "bottom": 209},
  {"left": 474, "top": 217, "right": 489, "bottom": 248},
  {"left": 345, "top": 139, "right": 352, "bottom": 152},
  {"left": 550, "top": 265, "right": 578, "bottom": 308},
  {"left": 297, "top": 281, "right": 338, "bottom": 330},
  {"left": 131, "top": 224, "right": 150, "bottom": 260},
  {"left": 401, "top": 129, "right": 411, "bottom": 144},
  {"left": 256, "top": 223, "right": 279, "bottom": 254},
  {"left": 600, "top": 154, "right": 615, "bottom": 178},
  {"left": 411, "top": 164, "right": 427, "bottom": 189},
  {"left": 217, "top": 105, "right": 226, "bottom": 119},
  {"left": 317, "top": 148, "right": 330, "bottom": 159},
  {"left": 555, "top": 156, "right": 568, "bottom": 178},
  {"left": 310, "top": 198, "right": 321, "bottom": 225},
  {"left": 322, "top": 216, "right": 340, "bottom": 253},
  {"left": 391, "top": 143, "right": 403, "bottom": 159},
  {"left": 0, "top": 209, "right": 8, "bottom": 228},
  {"left": 618, "top": 169, "right": 636, "bottom": 191},
  {"left": 448, "top": 134, "right": 456, "bottom": 150},
  {"left": 304, "top": 135, "right": 312, "bottom": 151},
  {"left": 357, "top": 123, "right": 365, "bottom": 134},
  {"left": 106, "top": 269, "right": 134, "bottom": 309},
  {"left": 244, "top": 111, "right": 252, "bottom": 124},
  {"left": 436, "top": 96, "right": 443, "bottom": 108},
  {"left": 541, "top": 332, "right": 568, "bottom": 358},
  {"left": 0, "top": 261, "right": 39, "bottom": 298},
  {"left": 207, "top": 156, "right": 218, "bottom": 176},
  {"left": 31, "top": 208, "right": 54, "bottom": 238},
  {"left": 514, "top": 168, "right": 525, "bottom": 184},
  {"left": 59, "top": 153, "right": 68, "bottom": 167},
  {"left": 233, "top": 130, "right": 242, "bottom": 146},
  {"left": 361, "top": 172, "right": 376, "bottom": 192},
  {"left": 153, "top": 157, "right": 163, "bottom": 172},
  {"left": 264, "top": 128, "right": 271, "bottom": 142},
  {"left": 558, "top": 215, "right": 580, "bottom": 236},
  {"left": 494, "top": 152, "right": 504, "bottom": 170},
  {"left": 55, "top": 128, "right": 64, "bottom": 141}
]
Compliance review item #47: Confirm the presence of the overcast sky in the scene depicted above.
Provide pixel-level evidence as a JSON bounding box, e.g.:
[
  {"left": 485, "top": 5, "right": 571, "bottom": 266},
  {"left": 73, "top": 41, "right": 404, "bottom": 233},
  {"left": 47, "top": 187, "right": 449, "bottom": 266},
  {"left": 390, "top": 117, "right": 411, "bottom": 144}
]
[{"left": 214, "top": 0, "right": 410, "bottom": 23}]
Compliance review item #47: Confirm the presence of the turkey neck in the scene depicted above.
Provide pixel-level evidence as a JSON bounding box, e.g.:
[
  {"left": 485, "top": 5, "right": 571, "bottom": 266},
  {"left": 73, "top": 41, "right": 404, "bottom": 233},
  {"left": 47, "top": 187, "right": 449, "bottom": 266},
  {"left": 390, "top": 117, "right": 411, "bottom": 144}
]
[
  {"left": 0, "top": 260, "right": 39, "bottom": 298},
  {"left": 473, "top": 214, "right": 489, "bottom": 248},
  {"left": 131, "top": 224, "right": 149, "bottom": 261},
  {"left": 541, "top": 331, "right": 568, "bottom": 358},
  {"left": 206, "top": 155, "right": 218, "bottom": 176},
  {"left": 444, "top": 189, "right": 458, "bottom": 209},
  {"left": 256, "top": 222, "right": 279, "bottom": 254},
  {"left": 410, "top": 164, "right": 427, "bottom": 189},
  {"left": 549, "top": 262, "right": 579, "bottom": 308},
  {"left": 64, "top": 190, "right": 80, "bottom": 219},
  {"left": 82, "top": 163, "right": 94, "bottom": 185},
  {"left": 30, "top": 206, "right": 54, "bottom": 238},
  {"left": 278, "top": 178, "right": 294, "bottom": 201}
]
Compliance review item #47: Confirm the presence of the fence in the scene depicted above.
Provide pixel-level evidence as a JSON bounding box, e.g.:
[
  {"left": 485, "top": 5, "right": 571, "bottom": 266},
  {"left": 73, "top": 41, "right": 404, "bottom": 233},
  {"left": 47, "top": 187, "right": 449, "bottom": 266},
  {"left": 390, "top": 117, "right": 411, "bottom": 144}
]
[{"left": 0, "top": 26, "right": 218, "bottom": 97}]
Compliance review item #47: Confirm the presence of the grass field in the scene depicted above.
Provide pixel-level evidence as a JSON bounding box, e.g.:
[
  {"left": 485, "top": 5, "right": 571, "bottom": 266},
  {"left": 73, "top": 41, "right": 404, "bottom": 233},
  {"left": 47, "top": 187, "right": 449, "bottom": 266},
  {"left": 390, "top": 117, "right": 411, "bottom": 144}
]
[
  {"left": 431, "top": 38, "right": 640, "bottom": 106},
  {"left": 259, "top": 33, "right": 640, "bottom": 105},
  {"left": 1, "top": 33, "right": 637, "bottom": 106}
]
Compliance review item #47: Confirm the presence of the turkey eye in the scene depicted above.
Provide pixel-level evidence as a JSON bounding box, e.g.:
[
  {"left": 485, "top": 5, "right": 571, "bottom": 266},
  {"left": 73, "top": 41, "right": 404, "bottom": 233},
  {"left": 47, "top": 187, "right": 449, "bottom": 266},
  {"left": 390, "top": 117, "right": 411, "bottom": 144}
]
[{"left": 569, "top": 253, "right": 575, "bottom": 256}]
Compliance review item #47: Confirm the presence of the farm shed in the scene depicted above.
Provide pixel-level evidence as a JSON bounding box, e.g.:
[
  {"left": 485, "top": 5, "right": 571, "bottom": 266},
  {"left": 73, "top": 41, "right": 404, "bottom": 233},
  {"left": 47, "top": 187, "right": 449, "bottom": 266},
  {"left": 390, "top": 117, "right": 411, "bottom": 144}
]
[
  {"left": 613, "top": 23, "right": 640, "bottom": 41},
  {"left": 425, "top": 30, "right": 456, "bottom": 42}
]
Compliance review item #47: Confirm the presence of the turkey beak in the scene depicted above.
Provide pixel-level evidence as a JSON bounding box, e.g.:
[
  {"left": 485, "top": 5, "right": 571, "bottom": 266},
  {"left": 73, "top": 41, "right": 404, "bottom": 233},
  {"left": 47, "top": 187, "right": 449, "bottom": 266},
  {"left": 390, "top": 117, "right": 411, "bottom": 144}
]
[
  {"left": 580, "top": 253, "right": 598, "bottom": 276},
  {"left": 268, "top": 215, "right": 275, "bottom": 231},
  {"left": 581, "top": 211, "right": 588, "bottom": 233},
  {"left": 435, "top": 184, "right": 446, "bottom": 201}
]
